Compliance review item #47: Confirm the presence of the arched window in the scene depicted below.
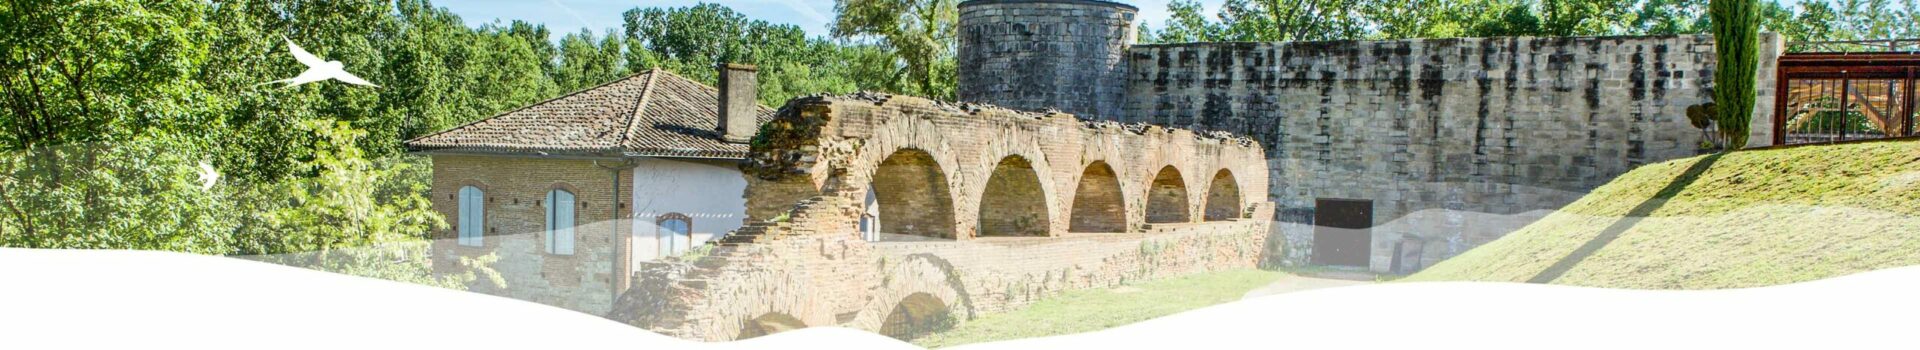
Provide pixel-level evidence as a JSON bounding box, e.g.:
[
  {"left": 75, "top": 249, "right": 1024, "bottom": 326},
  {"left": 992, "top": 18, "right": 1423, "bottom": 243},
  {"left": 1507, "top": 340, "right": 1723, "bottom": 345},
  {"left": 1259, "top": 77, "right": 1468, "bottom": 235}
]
[
  {"left": 457, "top": 186, "right": 485, "bottom": 246},
  {"left": 657, "top": 213, "right": 693, "bottom": 257},
  {"left": 545, "top": 188, "right": 576, "bottom": 255}
]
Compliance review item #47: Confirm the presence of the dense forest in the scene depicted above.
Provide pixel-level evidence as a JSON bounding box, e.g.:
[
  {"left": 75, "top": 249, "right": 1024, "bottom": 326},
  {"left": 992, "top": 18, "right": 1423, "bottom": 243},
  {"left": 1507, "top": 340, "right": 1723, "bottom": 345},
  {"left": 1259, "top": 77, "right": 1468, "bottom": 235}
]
[{"left": 0, "top": 0, "right": 1914, "bottom": 260}]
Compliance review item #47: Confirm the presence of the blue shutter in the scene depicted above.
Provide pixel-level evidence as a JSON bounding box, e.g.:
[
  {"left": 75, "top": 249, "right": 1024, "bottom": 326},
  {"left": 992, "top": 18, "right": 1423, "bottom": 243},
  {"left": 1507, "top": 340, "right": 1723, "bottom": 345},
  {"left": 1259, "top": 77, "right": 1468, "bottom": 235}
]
[
  {"left": 458, "top": 186, "right": 483, "bottom": 246},
  {"left": 547, "top": 189, "right": 575, "bottom": 255}
]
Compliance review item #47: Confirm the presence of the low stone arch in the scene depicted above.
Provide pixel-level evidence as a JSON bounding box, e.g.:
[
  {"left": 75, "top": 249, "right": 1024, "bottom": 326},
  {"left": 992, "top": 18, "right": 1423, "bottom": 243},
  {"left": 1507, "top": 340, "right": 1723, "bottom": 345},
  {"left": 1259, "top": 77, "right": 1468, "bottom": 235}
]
[
  {"left": 879, "top": 293, "right": 953, "bottom": 341},
  {"left": 978, "top": 155, "right": 1050, "bottom": 237},
  {"left": 868, "top": 148, "right": 959, "bottom": 240},
  {"left": 1204, "top": 169, "right": 1243, "bottom": 221},
  {"left": 959, "top": 124, "right": 1062, "bottom": 238},
  {"left": 1069, "top": 161, "right": 1127, "bottom": 232},
  {"left": 1145, "top": 166, "right": 1191, "bottom": 223},
  {"left": 736, "top": 312, "right": 807, "bottom": 339}
]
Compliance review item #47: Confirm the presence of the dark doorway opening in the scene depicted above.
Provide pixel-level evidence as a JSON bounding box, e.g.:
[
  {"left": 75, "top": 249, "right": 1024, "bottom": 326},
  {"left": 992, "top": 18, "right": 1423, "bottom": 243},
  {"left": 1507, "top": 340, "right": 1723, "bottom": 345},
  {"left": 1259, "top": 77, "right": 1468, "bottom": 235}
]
[{"left": 1311, "top": 198, "right": 1373, "bottom": 267}]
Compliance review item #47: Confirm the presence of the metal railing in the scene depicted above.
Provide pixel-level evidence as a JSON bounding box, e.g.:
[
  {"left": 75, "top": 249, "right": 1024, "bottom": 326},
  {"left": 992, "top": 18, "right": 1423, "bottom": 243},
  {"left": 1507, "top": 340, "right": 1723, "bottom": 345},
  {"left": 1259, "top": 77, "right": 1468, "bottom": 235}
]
[
  {"left": 1773, "top": 52, "right": 1920, "bottom": 145},
  {"left": 1788, "top": 39, "right": 1920, "bottom": 53}
]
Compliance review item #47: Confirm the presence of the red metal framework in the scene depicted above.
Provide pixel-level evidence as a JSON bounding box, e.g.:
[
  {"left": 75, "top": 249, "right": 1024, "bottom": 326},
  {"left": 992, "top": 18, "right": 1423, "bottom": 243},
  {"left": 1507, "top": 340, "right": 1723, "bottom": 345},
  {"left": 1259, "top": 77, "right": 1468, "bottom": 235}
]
[
  {"left": 1788, "top": 39, "right": 1920, "bottom": 53},
  {"left": 1773, "top": 52, "right": 1920, "bottom": 145}
]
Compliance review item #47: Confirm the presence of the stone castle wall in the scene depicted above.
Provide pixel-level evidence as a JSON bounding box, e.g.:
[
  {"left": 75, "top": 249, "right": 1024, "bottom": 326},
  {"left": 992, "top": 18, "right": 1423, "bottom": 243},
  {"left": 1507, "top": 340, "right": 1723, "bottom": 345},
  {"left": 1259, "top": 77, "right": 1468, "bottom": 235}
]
[
  {"left": 956, "top": 0, "right": 1138, "bottom": 119},
  {"left": 1116, "top": 34, "right": 1783, "bottom": 272}
]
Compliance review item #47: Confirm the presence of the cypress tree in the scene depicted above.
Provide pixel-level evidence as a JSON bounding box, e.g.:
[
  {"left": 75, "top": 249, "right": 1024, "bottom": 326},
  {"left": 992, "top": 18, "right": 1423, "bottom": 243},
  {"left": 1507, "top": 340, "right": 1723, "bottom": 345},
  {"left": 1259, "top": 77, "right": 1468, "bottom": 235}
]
[{"left": 1710, "top": 0, "right": 1760, "bottom": 150}]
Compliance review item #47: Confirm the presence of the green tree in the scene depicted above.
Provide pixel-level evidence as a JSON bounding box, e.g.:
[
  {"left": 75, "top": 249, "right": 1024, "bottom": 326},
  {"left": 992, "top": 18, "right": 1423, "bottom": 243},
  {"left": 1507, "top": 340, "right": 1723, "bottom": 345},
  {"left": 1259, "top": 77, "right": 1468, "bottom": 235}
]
[
  {"left": 242, "top": 119, "right": 442, "bottom": 254},
  {"left": 0, "top": 0, "right": 209, "bottom": 151},
  {"left": 832, "top": 0, "right": 958, "bottom": 99},
  {"left": 0, "top": 136, "right": 236, "bottom": 254},
  {"left": 555, "top": 29, "right": 629, "bottom": 91},
  {"left": 1711, "top": 0, "right": 1760, "bottom": 149}
]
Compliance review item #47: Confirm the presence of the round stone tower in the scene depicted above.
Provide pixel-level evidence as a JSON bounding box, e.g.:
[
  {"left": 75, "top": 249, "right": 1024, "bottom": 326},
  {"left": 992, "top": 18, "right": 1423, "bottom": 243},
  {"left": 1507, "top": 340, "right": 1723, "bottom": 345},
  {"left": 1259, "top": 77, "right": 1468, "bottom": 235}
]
[{"left": 956, "top": 0, "right": 1137, "bottom": 119}]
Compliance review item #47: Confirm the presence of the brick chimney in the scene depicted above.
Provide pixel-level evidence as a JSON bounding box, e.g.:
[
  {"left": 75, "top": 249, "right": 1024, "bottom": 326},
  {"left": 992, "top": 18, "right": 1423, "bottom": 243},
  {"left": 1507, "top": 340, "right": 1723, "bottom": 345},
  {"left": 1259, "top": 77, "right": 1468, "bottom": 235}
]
[{"left": 716, "top": 63, "right": 758, "bottom": 143}]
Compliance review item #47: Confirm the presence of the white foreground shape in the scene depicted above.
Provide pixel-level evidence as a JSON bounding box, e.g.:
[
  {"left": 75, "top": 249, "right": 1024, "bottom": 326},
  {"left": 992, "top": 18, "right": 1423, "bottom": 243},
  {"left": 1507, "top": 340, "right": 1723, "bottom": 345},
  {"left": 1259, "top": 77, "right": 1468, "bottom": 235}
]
[
  {"left": 961, "top": 267, "right": 1920, "bottom": 350},
  {"left": 2, "top": 248, "right": 1917, "bottom": 349},
  {"left": 0, "top": 248, "right": 913, "bottom": 350}
]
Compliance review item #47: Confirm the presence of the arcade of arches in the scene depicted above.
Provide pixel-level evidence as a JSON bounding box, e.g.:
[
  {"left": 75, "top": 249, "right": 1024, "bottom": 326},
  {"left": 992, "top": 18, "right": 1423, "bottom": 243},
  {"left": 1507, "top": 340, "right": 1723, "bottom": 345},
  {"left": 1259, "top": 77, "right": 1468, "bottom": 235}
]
[{"left": 618, "top": 93, "right": 1273, "bottom": 342}]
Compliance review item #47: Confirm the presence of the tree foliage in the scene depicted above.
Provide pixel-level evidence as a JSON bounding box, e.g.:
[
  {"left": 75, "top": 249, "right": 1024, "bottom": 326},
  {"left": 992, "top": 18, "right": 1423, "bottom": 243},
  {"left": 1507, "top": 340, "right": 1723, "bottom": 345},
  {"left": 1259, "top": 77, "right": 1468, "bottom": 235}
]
[
  {"left": 1711, "top": 0, "right": 1760, "bottom": 149},
  {"left": 1141, "top": 0, "right": 1920, "bottom": 43},
  {"left": 832, "top": 0, "right": 958, "bottom": 99},
  {"left": 0, "top": 0, "right": 938, "bottom": 261}
]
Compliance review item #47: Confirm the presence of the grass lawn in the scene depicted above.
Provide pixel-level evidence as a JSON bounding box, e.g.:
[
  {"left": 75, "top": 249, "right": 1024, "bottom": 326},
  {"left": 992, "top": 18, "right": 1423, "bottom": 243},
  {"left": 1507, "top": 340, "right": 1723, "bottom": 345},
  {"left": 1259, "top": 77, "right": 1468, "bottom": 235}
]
[
  {"left": 911, "top": 269, "right": 1287, "bottom": 348},
  {"left": 1406, "top": 139, "right": 1920, "bottom": 289}
]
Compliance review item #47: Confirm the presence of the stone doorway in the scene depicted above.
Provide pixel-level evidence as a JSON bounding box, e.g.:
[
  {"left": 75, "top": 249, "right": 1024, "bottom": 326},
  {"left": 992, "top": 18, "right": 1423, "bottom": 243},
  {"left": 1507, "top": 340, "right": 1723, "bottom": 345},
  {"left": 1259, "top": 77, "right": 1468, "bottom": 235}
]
[{"left": 1311, "top": 198, "right": 1373, "bottom": 267}]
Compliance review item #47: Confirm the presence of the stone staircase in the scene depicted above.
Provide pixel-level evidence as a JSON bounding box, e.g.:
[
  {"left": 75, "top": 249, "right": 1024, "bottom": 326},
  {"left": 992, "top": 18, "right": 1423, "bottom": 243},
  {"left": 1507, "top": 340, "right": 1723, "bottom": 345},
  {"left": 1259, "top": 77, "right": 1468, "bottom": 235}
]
[{"left": 673, "top": 195, "right": 853, "bottom": 280}]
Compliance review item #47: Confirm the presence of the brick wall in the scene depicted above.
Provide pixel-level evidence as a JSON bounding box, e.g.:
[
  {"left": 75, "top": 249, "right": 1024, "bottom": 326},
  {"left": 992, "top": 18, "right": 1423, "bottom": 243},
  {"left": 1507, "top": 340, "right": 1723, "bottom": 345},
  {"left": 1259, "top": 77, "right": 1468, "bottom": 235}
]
[
  {"left": 613, "top": 93, "right": 1275, "bottom": 340},
  {"left": 428, "top": 155, "right": 632, "bottom": 315}
]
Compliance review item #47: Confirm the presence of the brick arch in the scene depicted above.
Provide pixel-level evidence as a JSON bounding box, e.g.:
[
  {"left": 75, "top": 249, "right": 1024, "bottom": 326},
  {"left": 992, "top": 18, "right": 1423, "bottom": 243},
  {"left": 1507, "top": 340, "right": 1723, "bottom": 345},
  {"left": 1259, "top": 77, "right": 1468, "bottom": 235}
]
[
  {"left": 828, "top": 112, "right": 968, "bottom": 237},
  {"left": 879, "top": 292, "right": 952, "bottom": 341},
  {"left": 956, "top": 127, "right": 1062, "bottom": 237},
  {"left": 1068, "top": 161, "right": 1127, "bottom": 232},
  {"left": 977, "top": 155, "right": 1050, "bottom": 237},
  {"left": 454, "top": 179, "right": 492, "bottom": 194},
  {"left": 866, "top": 148, "right": 959, "bottom": 240},
  {"left": 1145, "top": 166, "right": 1191, "bottom": 223},
  {"left": 736, "top": 312, "right": 807, "bottom": 339},
  {"left": 1073, "top": 130, "right": 1145, "bottom": 232},
  {"left": 1204, "top": 169, "right": 1242, "bottom": 221},
  {"left": 860, "top": 253, "right": 970, "bottom": 340}
]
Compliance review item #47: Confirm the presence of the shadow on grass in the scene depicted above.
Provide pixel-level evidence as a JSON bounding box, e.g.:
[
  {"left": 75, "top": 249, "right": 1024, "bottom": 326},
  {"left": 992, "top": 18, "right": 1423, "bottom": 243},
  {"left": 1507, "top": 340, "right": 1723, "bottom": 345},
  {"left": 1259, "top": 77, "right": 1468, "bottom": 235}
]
[{"left": 1526, "top": 153, "right": 1724, "bottom": 283}]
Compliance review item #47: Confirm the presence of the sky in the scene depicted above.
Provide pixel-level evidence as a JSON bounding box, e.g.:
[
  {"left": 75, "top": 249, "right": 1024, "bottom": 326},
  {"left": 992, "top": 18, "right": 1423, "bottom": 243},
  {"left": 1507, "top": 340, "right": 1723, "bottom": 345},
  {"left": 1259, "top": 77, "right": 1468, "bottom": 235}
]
[{"left": 435, "top": 0, "right": 1224, "bottom": 40}]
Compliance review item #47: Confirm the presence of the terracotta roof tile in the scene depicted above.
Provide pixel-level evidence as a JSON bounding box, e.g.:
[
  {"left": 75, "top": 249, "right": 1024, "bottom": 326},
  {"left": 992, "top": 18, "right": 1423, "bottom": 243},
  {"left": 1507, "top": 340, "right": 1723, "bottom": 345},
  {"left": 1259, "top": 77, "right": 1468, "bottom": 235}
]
[{"left": 405, "top": 69, "right": 773, "bottom": 159}]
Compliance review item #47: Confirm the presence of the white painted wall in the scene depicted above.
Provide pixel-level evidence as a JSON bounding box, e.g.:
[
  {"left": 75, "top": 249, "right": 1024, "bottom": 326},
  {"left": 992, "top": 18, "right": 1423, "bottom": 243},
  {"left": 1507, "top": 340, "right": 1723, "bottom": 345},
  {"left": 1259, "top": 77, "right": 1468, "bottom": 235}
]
[{"left": 628, "top": 157, "right": 749, "bottom": 267}]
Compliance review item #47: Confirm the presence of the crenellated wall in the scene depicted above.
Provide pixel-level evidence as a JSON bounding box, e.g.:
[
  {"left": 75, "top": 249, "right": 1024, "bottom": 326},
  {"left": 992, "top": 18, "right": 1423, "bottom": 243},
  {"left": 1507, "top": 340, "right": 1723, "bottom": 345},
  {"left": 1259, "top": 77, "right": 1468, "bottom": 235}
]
[{"left": 1115, "top": 34, "right": 1783, "bottom": 272}]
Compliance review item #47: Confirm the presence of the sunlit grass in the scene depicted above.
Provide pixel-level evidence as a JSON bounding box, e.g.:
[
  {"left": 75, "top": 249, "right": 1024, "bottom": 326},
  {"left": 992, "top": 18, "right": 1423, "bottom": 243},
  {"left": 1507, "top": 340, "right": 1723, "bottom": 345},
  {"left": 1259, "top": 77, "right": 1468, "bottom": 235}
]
[
  {"left": 1408, "top": 140, "right": 1920, "bottom": 289},
  {"left": 912, "top": 269, "right": 1286, "bottom": 348}
]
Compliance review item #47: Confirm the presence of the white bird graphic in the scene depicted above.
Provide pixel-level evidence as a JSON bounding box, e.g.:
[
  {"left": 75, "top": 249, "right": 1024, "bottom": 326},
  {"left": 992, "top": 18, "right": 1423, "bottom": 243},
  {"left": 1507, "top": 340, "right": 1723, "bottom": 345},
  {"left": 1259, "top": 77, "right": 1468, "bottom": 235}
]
[
  {"left": 197, "top": 161, "right": 220, "bottom": 191},
  {"left": 258, "top": 38, "right": 378, "bottom": 88}
]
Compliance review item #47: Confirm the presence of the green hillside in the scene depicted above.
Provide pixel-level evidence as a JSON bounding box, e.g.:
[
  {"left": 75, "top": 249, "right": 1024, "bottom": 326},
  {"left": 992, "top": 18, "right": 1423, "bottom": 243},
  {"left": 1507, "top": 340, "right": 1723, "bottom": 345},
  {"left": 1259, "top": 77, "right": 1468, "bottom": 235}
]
[{"left": 1406, "top": 140, "right": 1920, "bottom": 289}]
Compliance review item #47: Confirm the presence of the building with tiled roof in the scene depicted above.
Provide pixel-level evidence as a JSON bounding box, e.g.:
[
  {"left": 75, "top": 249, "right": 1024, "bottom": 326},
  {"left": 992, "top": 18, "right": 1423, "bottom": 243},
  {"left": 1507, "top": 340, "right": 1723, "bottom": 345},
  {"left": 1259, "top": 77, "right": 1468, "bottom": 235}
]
[
  {"left": 406, "top": 68, "right": 773, "bottom": 159},
  {"left": 407, "top": 65, "right": 769, "bottom": 315}
]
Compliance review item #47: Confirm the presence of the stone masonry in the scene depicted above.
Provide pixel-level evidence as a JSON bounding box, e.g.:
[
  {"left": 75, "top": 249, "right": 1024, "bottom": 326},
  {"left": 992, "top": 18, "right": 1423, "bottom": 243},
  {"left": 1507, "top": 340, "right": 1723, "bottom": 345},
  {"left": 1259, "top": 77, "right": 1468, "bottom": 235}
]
[
  {"left": 952, "top": 0, "right": 1787, "bottom": 274},
  {"left": 1116, "top": 35, "right": 1783, "bottom": 272},
  {"left": 610, "top": 93, "right": 1274, "bottom": 340},
  {"left": 956, "top": 0, "right": 1138, "bottom": 119}
]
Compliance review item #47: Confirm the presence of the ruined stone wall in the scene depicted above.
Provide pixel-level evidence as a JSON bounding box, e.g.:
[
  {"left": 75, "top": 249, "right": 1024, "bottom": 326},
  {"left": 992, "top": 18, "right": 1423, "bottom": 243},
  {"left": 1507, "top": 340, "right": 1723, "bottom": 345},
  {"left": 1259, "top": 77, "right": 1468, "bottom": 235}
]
[
  {"left": 956, "top": 0, "right": 1137, "bottom": 119},
  {"left": 1119, "top": 34, "right": 1783, "bottom": 272},
  {"left": 428, "top": 155, "right": 632, "bottom": 315},
  {"left": 615, "top": 197, "right": 1271, "bottom": 340},
  {"left": 613, "top": 93, "right": 1274, "bottom": 340}
]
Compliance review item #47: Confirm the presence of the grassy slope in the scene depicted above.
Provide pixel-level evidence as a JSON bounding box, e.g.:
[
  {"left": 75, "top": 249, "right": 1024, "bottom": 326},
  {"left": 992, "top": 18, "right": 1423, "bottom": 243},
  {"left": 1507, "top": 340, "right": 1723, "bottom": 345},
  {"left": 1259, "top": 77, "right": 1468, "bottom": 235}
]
[
  {"left": 912, "top": 269, "right": 1285, "bottom": 348},
  {"left": 1407, "top": 140, "right": 1920, "bottom": 289}
]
